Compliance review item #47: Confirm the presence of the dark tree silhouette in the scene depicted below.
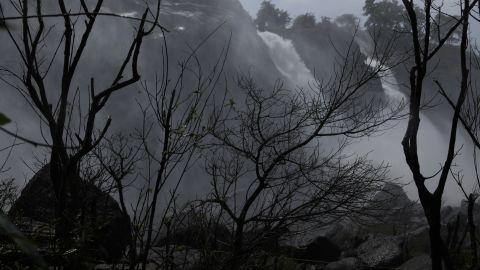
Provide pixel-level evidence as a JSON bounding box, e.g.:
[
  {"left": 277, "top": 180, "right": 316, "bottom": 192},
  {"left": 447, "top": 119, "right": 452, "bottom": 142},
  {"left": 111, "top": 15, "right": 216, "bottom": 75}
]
[
  {"left": 0, "top": 0, "right": 162, "bottom": 268},
  {"left": 204, "top": 32, "right": 402, "bottom": 270},
  {"left": 399, "top": 0, "right": 479, "bottom": 269}
]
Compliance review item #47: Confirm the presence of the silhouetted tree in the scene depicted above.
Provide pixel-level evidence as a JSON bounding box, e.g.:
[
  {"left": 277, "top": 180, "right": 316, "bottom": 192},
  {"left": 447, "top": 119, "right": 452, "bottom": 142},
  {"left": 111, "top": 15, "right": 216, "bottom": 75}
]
[
  {"left": 88, "top": 24, "right": 229, "bottom": 270},
  {"left": 205, "top": 32, "right": 402, "bottom": 270},
  {"left": 0, "top": 0, "right": 162, "bottom": 268},
  {"left": 438, "top": 24, "right": 480, "bottom": 270},
  {"left": 432, "top": 11, "right": 462, "bottom": 44},
  {"left": 399, "top": 0, "right": 479, "bottom": 269}
]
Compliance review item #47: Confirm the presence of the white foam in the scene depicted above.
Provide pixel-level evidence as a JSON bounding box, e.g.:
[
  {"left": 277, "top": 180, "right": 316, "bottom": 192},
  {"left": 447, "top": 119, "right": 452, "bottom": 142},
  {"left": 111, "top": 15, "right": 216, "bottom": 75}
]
[{"left": 258, "top": 31, "right": 314, "bottom": 88}]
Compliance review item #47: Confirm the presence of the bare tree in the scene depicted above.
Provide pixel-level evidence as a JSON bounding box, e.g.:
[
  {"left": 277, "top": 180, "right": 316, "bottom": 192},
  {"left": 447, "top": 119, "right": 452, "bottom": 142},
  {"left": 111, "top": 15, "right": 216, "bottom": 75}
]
[
  {"left": 0, "top": 131, "right": 17, "bottom": 215},
  {"left": 203, "top": 33, "right": 403, "bottom": 269},
  {"left": 435, "top": 11, "right": 480, "bottom": 269},
  {"left": 399, "top": 0, "right": 479, "bottom": 269},
  {"left": 0, "top": 0, "right": 163, "bottom": 268},
  {"left": 87, "top": 24, "right": 230, "bottom": 269}
]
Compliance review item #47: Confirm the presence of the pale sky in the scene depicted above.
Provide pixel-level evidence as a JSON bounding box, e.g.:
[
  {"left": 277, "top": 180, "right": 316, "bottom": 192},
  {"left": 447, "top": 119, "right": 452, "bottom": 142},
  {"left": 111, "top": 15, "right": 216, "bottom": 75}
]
[{"left": 238, "top": 0, "right": 479, "bottom": 39}]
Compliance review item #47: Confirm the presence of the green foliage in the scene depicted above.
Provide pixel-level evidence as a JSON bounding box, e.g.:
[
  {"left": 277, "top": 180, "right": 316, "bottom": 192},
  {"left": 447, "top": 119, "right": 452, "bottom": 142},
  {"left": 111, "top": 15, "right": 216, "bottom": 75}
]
[
  {"left": 320, "top": 16, "right": 332, "bottom": 25},
  {"left": 0, "top": 179, "right": 17, "bottom": 213},
  {"left": 255, "top": 1, "right": 291, "bottom": 32},
  {"left": 363, "top": 0, "right": 427, "bottom": 46},
  {"left": 363, "top": 0, "right": 408, "bottom": 32},
  {"left": 0, "top": 113, "right": 11, "bottom": 126},
  {"left": 335, "top": 14, "right": 360, "bottom": 30},
  {"left": 292, "top": 13, "right": 316, "bottom": 29}
]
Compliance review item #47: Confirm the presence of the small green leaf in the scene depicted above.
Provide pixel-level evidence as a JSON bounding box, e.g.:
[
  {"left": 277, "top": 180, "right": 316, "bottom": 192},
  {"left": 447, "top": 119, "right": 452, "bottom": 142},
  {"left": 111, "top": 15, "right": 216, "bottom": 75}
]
[
  {"left": 226, "top": 98, "right": 235, "bottom": 107},
  {"left": 0, "top": 113, "right": 11, "bottom": 126}
]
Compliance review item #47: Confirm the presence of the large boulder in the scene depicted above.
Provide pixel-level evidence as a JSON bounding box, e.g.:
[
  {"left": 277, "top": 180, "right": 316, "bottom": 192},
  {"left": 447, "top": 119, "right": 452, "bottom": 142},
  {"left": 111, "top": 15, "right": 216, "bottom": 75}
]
[
  {"left": 321, "top": 220, "right": 368, "bottom": 251},
  {"left": 399, "top": 254, "right": 431, "bottom": 270},
  {"left": 356, "top": 234, "right": 402, "bottom": 268},
  {"left": 373, "top": 183, "right": 421, "bottom": 226},
  {"left": 8, "top": 164, "right": 131, "bottom": 262},
  {"left": 373, "top": 183, "right": 412, "bottom": 209}
]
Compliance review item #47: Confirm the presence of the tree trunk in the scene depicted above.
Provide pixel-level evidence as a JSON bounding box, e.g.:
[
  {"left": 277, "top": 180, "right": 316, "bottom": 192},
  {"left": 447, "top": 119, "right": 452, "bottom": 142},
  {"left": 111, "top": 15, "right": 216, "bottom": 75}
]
[
  {"left": 468, "top": 194, "right": 478, "bottom": 268},
  {"left": 429, "top": 221, "right": 444, "bottom": 270},
  {"left": 230, "top": 222, "right": 245, "bottom": 270},
  {"left": 424, "top": 202, "right": 453, "bottom": 270},
  {"left": 50, "top": 155, "right": 69, "bottom": 250},
  {"left": 50, "top": 151, "right": 82, "bottom": 269}
]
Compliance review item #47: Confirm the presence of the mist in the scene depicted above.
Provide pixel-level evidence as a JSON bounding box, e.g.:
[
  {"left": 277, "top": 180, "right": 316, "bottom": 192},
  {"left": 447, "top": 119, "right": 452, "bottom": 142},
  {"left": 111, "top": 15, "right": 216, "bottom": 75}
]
[{"left": 1, "top": 0, "right": 480, "bottom": 269}]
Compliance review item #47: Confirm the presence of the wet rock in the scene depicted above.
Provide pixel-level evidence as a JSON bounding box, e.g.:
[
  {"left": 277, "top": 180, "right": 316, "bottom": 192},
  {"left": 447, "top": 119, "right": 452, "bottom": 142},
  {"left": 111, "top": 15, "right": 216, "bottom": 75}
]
[{"left": 356, "top": 234, "right": 402, "bottom": 268}]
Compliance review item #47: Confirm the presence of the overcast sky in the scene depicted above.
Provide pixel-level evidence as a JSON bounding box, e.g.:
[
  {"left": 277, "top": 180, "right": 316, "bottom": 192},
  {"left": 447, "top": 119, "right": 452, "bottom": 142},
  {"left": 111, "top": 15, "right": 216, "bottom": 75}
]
[
  {"left": 239, "top": 0, "right": 469, "bottom": 18},
  {"left": 238, "top": 0, "right": 479, "bottom": 39}
]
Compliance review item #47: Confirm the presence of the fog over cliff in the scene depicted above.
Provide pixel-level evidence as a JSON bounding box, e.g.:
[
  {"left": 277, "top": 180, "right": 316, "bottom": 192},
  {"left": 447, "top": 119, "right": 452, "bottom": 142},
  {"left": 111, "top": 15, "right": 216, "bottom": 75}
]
[{"left": 0, "top": 0, "right": 478, "bottom": 206}]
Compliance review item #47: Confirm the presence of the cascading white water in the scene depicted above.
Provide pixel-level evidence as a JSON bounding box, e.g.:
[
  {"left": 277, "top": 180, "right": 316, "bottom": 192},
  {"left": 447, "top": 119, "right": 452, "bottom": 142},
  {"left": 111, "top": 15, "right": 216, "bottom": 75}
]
[
  {"left": 258, "top": 30, "right": 474, "bottom": 203},
  {"left": 358, "top": 42, "right": 474, "bottom": 202},
  {"left": 366, "top": 57, "right": 406, "bottom": 101},
  {"left": 258, "top": 31, "right": 314, "bottom": 87}
]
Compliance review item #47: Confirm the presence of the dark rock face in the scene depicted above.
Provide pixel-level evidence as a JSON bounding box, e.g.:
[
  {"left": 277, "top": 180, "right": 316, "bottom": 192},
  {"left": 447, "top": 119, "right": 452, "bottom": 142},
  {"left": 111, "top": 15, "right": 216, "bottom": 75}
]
[{"left": 8, "top": 164, "right": 131, "bottom": 262}]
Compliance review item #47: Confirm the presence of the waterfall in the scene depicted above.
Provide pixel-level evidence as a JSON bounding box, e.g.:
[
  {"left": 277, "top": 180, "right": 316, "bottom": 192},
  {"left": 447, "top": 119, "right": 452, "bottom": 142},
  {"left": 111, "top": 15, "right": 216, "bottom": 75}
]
[
  {"left": 257, "top": 30, "right": 472, "bottom": 203},
  {"left": 357, "top": 40, "right": 474, "bottom": 202},
  {"left": 258, "top": 31, "right": 314, "bottom": 88},
  {"left": 366, "top": 58, "right": 406, "bottom": 101}
]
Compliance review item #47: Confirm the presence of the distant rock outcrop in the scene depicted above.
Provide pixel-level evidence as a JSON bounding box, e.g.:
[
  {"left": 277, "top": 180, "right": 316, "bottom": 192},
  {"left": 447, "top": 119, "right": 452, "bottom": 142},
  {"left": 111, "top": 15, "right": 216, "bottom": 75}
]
[
  {"left": 374, "top": 183, "right": 412, "bottom": 209},
  {"left": 8, "top": 164, "right": 131, "bottom": 262}
]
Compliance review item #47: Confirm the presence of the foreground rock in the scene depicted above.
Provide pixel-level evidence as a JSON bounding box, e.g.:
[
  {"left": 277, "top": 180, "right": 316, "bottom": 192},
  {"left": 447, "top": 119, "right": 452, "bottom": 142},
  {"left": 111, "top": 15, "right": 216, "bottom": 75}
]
[
  {"left": 8, "top": 164, "right": 131, "bottom": 262},
  {"left": 356, "top": 234, "right": 402, "bottom": 268},
  {"left": 399, "top": 254, "right": 431, "bottom": 270}
]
